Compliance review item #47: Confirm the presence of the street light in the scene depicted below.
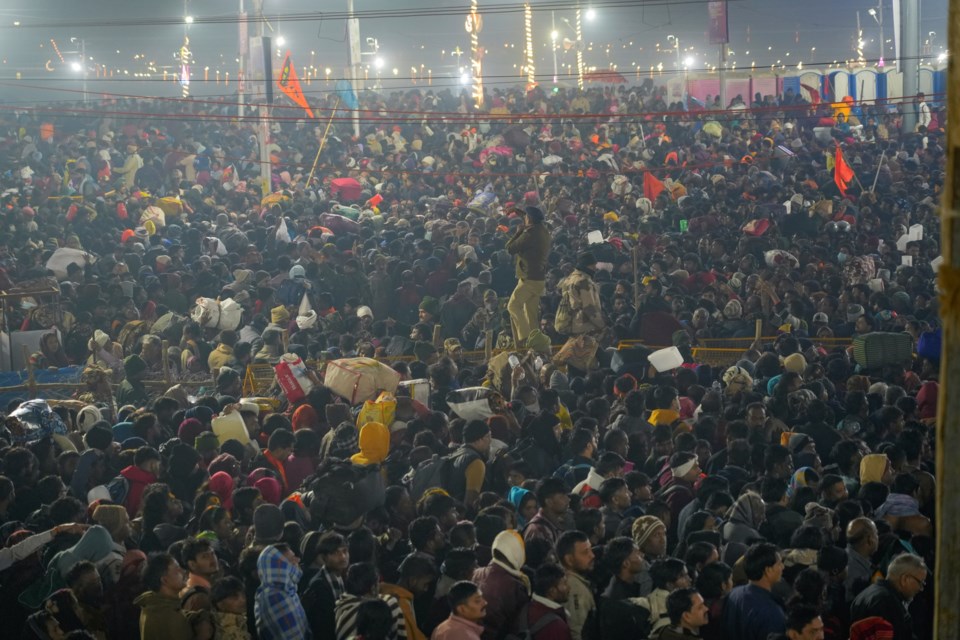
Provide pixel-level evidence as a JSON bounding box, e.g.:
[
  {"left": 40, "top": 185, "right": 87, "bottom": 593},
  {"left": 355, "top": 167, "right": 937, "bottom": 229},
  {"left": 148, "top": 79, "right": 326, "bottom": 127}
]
[
  {"left": 276, "top": 35, "right": 286, "bottom": 47},
  {"left": 70, "top": 61, "right": 83, "bottom": 72},
  {"left": 585, "top": 7, "right": 596, "bottom": 21},
  {"left": 185, "top": 15, "right": 194, "bottom": 24}
]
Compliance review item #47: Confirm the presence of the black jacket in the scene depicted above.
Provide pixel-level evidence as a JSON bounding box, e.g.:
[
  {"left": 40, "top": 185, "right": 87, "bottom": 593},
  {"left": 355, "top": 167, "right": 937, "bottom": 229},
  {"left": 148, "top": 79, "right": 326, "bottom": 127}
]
[{"left": 850, "top": 580, "right": 913, "bottom": 640}]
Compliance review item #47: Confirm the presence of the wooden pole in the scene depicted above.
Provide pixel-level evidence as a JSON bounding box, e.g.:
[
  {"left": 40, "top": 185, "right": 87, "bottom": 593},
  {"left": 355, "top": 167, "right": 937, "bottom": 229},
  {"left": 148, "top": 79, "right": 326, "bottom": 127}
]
[
  {"left": 870, "top": 150, "right": 885, "bottom": 193},
  {"left": 23, "top": 344, "right": 36, "bottom": 399},
  {"left": 306, "top": 97, "right": 340, "bottom": 186},
  {"left": 632, "top": 245, "right": 641, "bottom": 310},
  {"left": 934, "top": 4, "right": 960, "bottom": 635},
  {"left": 161, "top": 339, "right": 171, "bottom": 385}
]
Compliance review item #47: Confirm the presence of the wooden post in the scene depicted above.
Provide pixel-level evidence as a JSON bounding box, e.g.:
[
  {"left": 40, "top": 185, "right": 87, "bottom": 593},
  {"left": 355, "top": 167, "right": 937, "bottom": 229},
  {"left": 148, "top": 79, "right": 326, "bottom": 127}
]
[
  {"left": 432, "top": 325, "right": 443, "bottom": 349},
  {"left": 23, "top": 345, "right": 36, "bottom": 399},
  {"left": 484, "top": 329, "right": 493, "bottom": 362},
  {"left": 161, "top": 339, "right": 171, "bottom": 385},
  {"left": 935, "top": 4, "right": 960, "bottom": 635}
]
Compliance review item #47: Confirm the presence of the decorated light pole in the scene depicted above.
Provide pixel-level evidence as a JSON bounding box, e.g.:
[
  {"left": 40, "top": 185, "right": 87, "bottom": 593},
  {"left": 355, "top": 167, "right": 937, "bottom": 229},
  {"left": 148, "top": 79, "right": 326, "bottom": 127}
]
[
  {"left": 524, "top": 4, "right": 536, "bottom": 89},
  {"left": 465, "top": 0, "right": 484, "bottom": 108}
]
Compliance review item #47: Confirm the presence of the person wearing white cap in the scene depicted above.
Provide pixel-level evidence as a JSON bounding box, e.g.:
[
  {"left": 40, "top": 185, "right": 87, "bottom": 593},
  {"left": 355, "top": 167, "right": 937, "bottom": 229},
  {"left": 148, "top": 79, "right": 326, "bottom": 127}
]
[{"left": 86, "top": 329, "right": 123, "bottom": 369}]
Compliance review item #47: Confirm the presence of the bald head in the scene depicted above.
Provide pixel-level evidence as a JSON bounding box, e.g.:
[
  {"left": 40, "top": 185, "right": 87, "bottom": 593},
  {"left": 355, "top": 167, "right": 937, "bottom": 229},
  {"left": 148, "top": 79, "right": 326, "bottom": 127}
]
[{"left": 846, "top": 517, "right": 878, "bottom": 554}]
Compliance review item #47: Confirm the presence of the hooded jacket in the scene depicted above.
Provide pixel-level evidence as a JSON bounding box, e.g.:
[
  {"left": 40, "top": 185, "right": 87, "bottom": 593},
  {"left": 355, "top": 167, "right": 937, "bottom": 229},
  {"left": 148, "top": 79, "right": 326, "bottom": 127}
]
[
  {"left": 119, "top": 464, "right": 158, "bottom": 517},
  {"left": 135, "top": 591, "right": 193, "bottom": 640},
  {"left": 52, "top": 525, "right": 114, "bottom": 578},
  {"left": 350, "top": 421, "right": 390, "bottom": 466},
  {"left": 255, "top": 545, "right": 311, "bottom": 640},
  {"left": 473, "top": 530, "right": 531, "bottom": 640}
]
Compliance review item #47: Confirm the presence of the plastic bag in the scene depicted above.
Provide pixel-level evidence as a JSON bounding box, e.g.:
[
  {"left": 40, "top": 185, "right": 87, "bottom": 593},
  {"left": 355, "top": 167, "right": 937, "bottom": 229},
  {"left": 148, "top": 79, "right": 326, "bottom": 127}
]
[
  {"left": 357, "top": 391, "right": 398, "bottom": 428},
  {"left": 275, "top": 353, "right": 315, "bottom": 403},
  {"left": 446, "top": 387, "right": 497, "bottom": 421},
  {"left": 276, "top": 218, "right": 291, "bottom": 244}
]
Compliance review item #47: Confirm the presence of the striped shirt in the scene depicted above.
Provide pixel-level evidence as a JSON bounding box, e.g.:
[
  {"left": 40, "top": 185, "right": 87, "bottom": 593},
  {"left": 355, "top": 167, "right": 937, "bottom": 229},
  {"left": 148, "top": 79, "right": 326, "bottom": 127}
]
[{"left": 335, "top": 593, "right": 407, "bottom": 640}]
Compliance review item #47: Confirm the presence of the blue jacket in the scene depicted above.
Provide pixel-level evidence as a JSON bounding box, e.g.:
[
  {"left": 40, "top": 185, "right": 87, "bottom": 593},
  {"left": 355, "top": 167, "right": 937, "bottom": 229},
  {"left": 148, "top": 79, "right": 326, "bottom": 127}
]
[{"left": 723, "top": 584, "right": 786, "bottom": 640}]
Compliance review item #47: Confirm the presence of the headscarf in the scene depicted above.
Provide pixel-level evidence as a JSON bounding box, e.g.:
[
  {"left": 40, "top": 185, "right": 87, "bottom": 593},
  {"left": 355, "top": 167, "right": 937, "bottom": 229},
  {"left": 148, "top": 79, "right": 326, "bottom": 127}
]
[
  {"left": 860, "top": 453, "right": 890, "bottom": 485},
  {"left": 178, "top": 418, "right": 205, "bottom": 444},
  {"left": 40, "top": 331, "right": 69, "bottom": 368},
  {"left": 728, "top": 492, "right": 765, "bottom": 530},
  {"left": 208, "top": 453, "right": 241, "bottom": 478},
  {"left": 528, "top": 412, "right": 562, "bottom": 458},
  {"left": 70, "top": 449, "right": 103, "bottom": 501},
  {"left": 788, "top": 467, "right": 816, "bottom": 500},
  {"left": 491, "top": 530, "right": 530, "bottom": 594},
  {"left": 255, "top": 477, "right": 282, "bottom": 506},
  {"left": 916, "top": 381, "right": 938, "bottom": 420},
  {"left": 292, "top": 404, "right": 318, "bottom": 432},
  {"left": 350, "top": 422, "right": 390, "bottom": 466},
  {"left": 208, "top": 471, "right": 236, "bottom": 512},
  {"left": 508, "top": 486, "right": 534, "bottom": 527},
  {"left": 328, "top": 422, "right": 360, "bottom": 460}
]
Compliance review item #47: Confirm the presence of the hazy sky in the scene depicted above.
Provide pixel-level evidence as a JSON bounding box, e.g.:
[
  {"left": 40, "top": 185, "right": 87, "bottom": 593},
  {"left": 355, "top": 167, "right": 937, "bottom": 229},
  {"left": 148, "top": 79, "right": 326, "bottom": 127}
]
[{"left": 0, "top": 0, "right": 948, "bottom": 100}]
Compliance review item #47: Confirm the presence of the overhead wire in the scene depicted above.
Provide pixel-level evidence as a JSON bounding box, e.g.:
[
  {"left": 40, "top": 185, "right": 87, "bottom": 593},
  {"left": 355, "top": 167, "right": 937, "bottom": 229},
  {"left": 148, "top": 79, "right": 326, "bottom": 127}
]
[
  {"left": 0, "top": 90, "right": 939, "bottom": 130},
  {"left": 3, "top": 0, "right": 741, "bottom": 30}
]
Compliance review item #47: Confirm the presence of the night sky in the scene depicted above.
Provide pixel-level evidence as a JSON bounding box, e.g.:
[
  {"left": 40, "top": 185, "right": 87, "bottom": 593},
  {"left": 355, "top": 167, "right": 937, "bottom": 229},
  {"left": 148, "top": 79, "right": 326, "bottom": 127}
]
[{"left": 0, "top": 0, "right": 948, "bottom": 101}]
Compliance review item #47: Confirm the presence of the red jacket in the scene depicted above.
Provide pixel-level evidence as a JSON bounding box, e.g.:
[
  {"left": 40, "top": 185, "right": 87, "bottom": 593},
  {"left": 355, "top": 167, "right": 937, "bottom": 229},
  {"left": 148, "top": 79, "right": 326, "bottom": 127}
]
[
  {"left": 524, "top": 598, "right": 572, "bottom": 640},
  {"left": 473, "top": 563, "right": 530, "bottom": 640},
  {"left": 119, "top": 465, "right": 158, "bottom": 517}
]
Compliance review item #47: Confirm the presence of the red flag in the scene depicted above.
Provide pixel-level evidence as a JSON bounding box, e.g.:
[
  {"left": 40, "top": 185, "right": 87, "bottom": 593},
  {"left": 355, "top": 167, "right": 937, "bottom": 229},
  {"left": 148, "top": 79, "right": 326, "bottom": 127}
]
[
  {"left": 834, "top": 144, "right": 855, "bottom": 195},
  {"left": 277, "top": 52, "right": 315, "bottom": 118},
  {"left": 644, "top": 171, "right": 666, "bottom": 201}
]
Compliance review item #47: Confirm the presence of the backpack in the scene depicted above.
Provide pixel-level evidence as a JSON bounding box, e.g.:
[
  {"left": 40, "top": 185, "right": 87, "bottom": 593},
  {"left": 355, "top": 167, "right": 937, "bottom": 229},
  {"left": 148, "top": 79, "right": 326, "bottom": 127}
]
[
  {"left": 105, "top": 475, "right": 130, "bottom": 506},
  {"left": 276, "top": 278, "right": 306, "bottom": 307},
  {"left": 503, "top": 603, "right": 562, "bottom": 640},
  {"left": 408, "top": 454, "right": 455, "bottom": 502},
  {"left": 407, "top": 446, "right": 481, "bottom": 502},
  {"left": 305, "top": 460, "right": 385, "bottom": 527}
]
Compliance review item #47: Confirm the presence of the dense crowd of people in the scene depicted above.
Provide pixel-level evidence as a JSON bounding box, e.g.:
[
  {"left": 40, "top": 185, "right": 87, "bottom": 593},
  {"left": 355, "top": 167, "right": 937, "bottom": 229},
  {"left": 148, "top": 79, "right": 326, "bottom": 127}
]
[{"left": 0, "top": 79, "right": 943, "bottom": 640}]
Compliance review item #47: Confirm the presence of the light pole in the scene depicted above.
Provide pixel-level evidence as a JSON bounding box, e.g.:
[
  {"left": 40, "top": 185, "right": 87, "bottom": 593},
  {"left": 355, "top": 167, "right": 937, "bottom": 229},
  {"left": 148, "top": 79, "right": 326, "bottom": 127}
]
[
  {"left": 68, "top": 38, "right": 88, "bottom": 103},
  {"left": 550, "top": 11, "right": 559, "bottom": 84},
  {"left": 667, "top": 34, "right": 684, "bottom": 108},
  {"left": 868, "top": 3, "right": 885, "bottom": 67}
]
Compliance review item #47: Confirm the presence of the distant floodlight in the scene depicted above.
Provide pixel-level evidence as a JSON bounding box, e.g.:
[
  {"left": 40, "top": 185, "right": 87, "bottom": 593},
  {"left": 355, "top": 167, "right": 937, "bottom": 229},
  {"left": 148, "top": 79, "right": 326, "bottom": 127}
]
[
  {"left": 185, "top": 15, "right": 194, "bottom": 24},
  {"left": 70, "top": 61, "right": 83, "bottom": 72},
  {"left": 585, "top": 8, "right": 596, "bottom": 21},
  {"left": 276, "top": 35, "right": 286, "bottom": 47}
]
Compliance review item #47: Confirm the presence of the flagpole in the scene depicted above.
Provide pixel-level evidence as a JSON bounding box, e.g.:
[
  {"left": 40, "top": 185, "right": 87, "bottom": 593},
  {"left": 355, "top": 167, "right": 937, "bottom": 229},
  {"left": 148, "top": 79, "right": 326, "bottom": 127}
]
[
  {"left": 870, "top": 150, "right": 885, "bottom": 193},
  {"left": 836, "top": 143, "right": 865, "bottom": 193},
  {"left": 307, "top": 98, "right": 340, "bottom": 187}
]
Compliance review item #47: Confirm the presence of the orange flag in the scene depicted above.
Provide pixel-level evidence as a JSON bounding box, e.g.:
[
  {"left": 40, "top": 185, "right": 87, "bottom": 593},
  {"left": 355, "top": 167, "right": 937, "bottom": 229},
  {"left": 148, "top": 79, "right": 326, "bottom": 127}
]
[
  {"left": 278, "top": 52, "right": 315, "bottom": 118},
  {"left": 643, "top": 170, "right": 666, "bottom": 201},
  {"left": 834, "top": 144, "right": 855, "bottom": 195}
]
